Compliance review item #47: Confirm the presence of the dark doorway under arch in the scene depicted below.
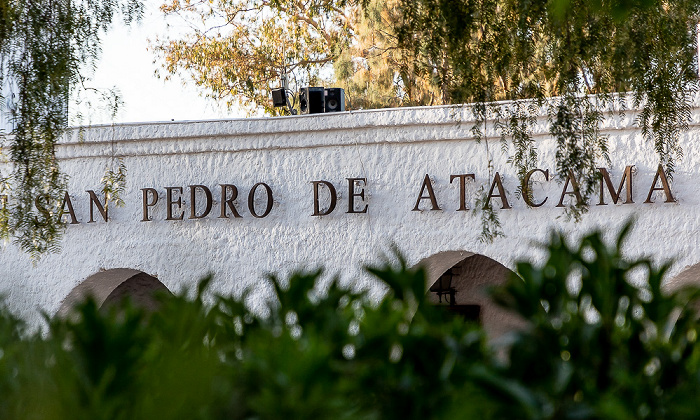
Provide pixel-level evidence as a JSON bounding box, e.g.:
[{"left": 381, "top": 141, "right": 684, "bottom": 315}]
[{"left": 416, "top": 251, "right": 524, "bottom": 340}]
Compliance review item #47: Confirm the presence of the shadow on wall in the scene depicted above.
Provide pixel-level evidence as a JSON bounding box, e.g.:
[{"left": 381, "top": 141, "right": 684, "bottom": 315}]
[
  {"left": 57, "top": 268, "right": 171, "bottom": 318},
  {"left": 416, "top": 251, "right": 525, "bottom": 341}
]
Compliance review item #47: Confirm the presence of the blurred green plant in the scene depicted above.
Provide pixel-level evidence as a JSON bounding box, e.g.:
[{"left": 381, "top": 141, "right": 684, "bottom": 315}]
[
  {"left": 490, "top": 221, "right": 700, "bottom": 419},
  {"left": 0, "top": 222, "right": 699, "bottom": 419}
]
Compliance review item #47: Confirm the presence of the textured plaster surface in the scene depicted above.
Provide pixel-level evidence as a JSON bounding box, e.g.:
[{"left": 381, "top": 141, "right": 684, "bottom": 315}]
[{"left": 2, "top": 104, "right": 700, "bottom": 325}]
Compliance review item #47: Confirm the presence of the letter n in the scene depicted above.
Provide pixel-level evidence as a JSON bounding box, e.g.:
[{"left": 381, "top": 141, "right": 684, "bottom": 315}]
[{"left": 86, "top": 190, "right": 108, "bottom": 223}]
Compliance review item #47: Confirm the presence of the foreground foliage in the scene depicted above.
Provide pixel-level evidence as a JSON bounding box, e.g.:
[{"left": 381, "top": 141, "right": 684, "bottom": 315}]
[{"left": 1, "top": 223, "right": 700, "bottom": 419}]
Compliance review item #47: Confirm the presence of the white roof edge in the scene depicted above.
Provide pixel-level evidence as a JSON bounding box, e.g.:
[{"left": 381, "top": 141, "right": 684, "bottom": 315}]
[{"left": 60, "top": 92, "right": 700, "bottom": 145}]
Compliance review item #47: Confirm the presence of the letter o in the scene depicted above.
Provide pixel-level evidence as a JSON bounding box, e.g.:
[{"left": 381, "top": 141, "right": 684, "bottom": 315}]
[{"left": 248, "top": 182, "right": 273, "bottom": 218}]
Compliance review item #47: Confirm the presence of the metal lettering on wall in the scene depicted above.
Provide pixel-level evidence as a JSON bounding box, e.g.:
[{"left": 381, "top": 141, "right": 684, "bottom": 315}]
[{"left": 3, "top": 164, "right": 675, "bottom": 225}]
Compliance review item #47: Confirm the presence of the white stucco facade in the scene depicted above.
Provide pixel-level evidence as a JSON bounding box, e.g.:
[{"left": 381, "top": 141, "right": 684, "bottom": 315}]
[{"left": 2, "top": 103, "right": 700, "bottom": 325}]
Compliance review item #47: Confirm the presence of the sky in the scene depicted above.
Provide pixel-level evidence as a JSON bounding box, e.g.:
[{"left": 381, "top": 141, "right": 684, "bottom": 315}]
[{"left": 83, "top": 1, "right": 239, "bottom": 126}]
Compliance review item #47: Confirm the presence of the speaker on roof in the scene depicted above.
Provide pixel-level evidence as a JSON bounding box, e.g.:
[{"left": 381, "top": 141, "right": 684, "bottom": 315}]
[
  {"left": 271, "top": 88, "right": 287, "bottom": 108},
  {"left": 324, "top": 88, "right": 345, "bottom": 113},
  {"left": 299, "top": 87, "right": 325, "bottom": 114}
]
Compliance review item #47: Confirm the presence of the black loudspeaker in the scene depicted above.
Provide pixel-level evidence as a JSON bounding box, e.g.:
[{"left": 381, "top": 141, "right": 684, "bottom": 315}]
[
  {"left": 271, "top": 88, "right": 287, "bottom": 108},
  {"left": 324, "top": 88, "right": 345, "bottom": 112},
  {"left": 299, "top": 87, "right": 325, "bottom": 114}
]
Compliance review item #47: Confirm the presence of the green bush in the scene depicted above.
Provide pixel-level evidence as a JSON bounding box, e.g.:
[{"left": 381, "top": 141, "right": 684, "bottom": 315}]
[{"left": 1, "top": 222, "right": 699, "bottom": 419}]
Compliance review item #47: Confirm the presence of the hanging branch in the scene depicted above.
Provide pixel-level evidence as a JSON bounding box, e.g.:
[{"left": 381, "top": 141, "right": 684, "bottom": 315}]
[
  {"left": 0, "top": 0, "right": 142, "bottom": 258},
  {"left": 390, "top": 0, "right": 700, "bottom": 239}
]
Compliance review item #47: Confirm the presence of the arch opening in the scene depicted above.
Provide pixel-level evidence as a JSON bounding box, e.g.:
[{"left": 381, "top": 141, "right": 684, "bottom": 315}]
[
  {"left": 57, "top": 268, "right": 171, "bottom": 317},
  {"left": 666, "top": 263, "right": 700, "bottom": 313},
  {"left": 668, "top": 263, "right": 700, "bottom": 291},
  {"left": 416, "top": 251, "right": 523, "bottom": 340}
]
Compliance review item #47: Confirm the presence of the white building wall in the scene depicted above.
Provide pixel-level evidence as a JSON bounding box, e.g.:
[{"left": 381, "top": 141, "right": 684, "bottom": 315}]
[{"left": 1, "top": 104, "right": 700, "bottom": 324}]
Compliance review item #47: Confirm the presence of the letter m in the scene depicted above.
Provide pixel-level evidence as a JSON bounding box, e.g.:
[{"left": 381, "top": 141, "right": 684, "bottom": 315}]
[{"left": 598, "top": 166, "right": 634, "bottom": 205}]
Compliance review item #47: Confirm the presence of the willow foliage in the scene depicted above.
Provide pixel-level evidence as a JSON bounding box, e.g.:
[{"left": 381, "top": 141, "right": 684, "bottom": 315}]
[
  {"left": 0, "top": 0, "right": 142, "bottom": 258},
  {"left": 157, "top": 0, "right": 700, "bottom": 240},
  {"left": 392, "top": 0, "right": 700, "bottom": 224}
]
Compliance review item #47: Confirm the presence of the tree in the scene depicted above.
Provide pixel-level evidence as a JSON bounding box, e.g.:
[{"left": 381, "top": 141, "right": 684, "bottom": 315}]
[
  {"left": 154, "top": 0, "right": 440, "bottom": 113},
  {"left": 0, "top": 0, "right": 142, "bottom": 257},
  {"left": 154, "top": 0, "right": 357, "bottom": 115},
  {"left": 157, "top": 0, "right": 700, "bottom": 241},
  {"left": 391, "top": 0, "right": 700, "bottom": 230},
  {"left": 332, "top": 0, "right": 442, "bottom": 108}
]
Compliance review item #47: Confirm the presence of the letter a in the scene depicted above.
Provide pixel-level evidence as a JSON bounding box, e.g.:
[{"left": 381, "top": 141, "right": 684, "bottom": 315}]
[
  {"left": 486, "top": 173, "right": 511, "bottom": 209},
  {"left": 59, "top": 192, "right": 79, "bottom": 224},
  {"left": 556, "top": 170, "right": 584, "bottom": 207},
  {"left": 412, "top": 174, "right": 441, "bottom": 211},
  {"left": 644, "top": 165, "right": 676, "bottom": 203}
]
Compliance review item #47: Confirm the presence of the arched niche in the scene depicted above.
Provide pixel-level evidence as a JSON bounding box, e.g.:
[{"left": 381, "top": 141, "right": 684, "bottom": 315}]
[
  {"left": 415, "top": 251, "right": 524, "bottom": 340},
  {"left": 666, "top": 263, "right": 700, "bottom": 314},
  {"left": 57, "top": 268, "right": 171, "bottom": 317},
  {"left": 667, "top": 263, "right": 700, "bottom": 291}
]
